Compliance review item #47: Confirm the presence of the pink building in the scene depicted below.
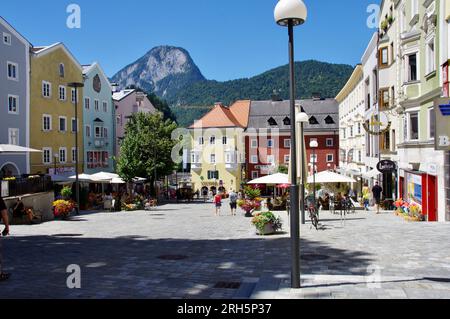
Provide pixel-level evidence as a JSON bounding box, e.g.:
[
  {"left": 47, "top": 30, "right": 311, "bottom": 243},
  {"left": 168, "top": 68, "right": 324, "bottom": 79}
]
[{"left": 112, "top": 89, "right": 157, "bottom": 158}]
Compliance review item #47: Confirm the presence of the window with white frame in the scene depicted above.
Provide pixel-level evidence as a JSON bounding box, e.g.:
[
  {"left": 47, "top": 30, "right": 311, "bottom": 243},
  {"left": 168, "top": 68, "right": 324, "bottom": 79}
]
[
  {"left": 71, "top": 118, "right": 77, "bottom": 133},
  {"left": 59, "top": 117, "right": 67, "bottom": 132},
  {"left": 210, "top": 154, "right": 216, "bottom": 164},
  {"left": 8, "top": 95, "right": 18, "bottom": 114},
  {"left": 426, "top": 39, "right": 436, "bottom": 75},
  {"left": 225, "top": 152, "right": 232, "bottom": 164},
  {"left": 358, "top": 150, "right": 362, "bottom": 163},
  {"left": 198, "top": 137, "right": 204, "bottom": 145},
  {"left": 59, "top": 85, "right": 66, "bottom": 101},
  {"left": 43, "top": 148, "right": 52, "bottom": 165},
  {"left": 251, "top": 171, "right": 259, "bottom": 179},
  {"left": 95, "top": 126, "right": 103, "bottom": 138},
  {"left": 267, "top": 155, "right": 275, "bottom": 165},
  {"left": 408, "top": 112, "right": 419, "bottom": 140},
  {"left": 42, "top": 81, "right": 51, "bottom": 98},
  {"left": 59, "top": 148, "right": 67, "bottom": 163},
  {"left": 3, "top": 33, "right": 11, "bottom": 45},
  {"left": 406, "top": 53, "right": 418, "bottom": 82},
  {"left": 250, "top": 155, "right": 258, "bottom": 164},
  {"left": 326, "top": 154, "right": 334, "bottom": 163},
  {"left": 71, "top": 89, "right": 76, "bottom": 104},
  {"left": 310, "top": 154, "right": 318, "bottom": 164},
  {"left": 7, "top": 62, "right": 18, "bottom": 80},
  {"left": 43, "top": 114, "right": 52, "bottom": 131},
  {"left": 284, "top": 155, "right": 290, "bottom": 164},
  {"left": 72, "top": 148, "right": 77, "bottom": 163},
  {"left": 94, "top": 99, "right": 99, "bottom": 111},
  {"left": 8, "top": 128, "right": 19, "bottom": 145},
  {"left": 222, "top": 136, "right": 227, "bottom": 145},
  {"left": 85, "top": 125, "right": 91, "bottom": 138},
  {"left": 267, "top": 139, "right": 274, "bottom": 148},
  {"left": 84, "top": 97, "right": 90, "bottom": 109},
  {"left": 284, "top": 139, "right": 291, "bottom": 148},
  {"left": 103, "top": 127, "right": 108, "bottom": 138},
  {"left": 210, "top": 136, "right": 216, "bottom": 145},
  {"left": 326, "top": 138, "right": 334, "bottom": 147},
  {"left": 251, "top": 139, "right": 258, "bottom": 148},
  {"left": 103, "top": 101, "right": 108, "bottom": 112}
]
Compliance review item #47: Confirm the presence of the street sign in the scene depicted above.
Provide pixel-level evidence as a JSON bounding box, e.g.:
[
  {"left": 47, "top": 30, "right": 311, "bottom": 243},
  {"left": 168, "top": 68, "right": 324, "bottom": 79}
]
[
  {"left": 377, "top": 160, "right": 397, "bottom": 173},
  {"left": 435, "top": 98, "right": 450, "bottom": 151}
]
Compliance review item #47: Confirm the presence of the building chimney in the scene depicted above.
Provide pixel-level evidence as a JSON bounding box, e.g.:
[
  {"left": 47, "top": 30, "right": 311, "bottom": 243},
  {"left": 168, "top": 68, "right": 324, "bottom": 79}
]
[
  {"left": 271, "top": 90, "right": 283, "bottom": 102},
  {"left": 312, "top": 92, "right": 321, "bottom": 101},
  {"left": 111, "top": 83, "right": 120, "bottom": 93}
]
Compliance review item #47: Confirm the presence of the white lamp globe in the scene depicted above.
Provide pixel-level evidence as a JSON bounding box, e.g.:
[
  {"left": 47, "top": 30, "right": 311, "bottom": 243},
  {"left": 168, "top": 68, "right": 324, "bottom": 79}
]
[
  {"left": 310, "top": 140, "right": 319, "bottom": 148},
  {"left": 274, "top": 0, "right": 308, "bottom": 26}
]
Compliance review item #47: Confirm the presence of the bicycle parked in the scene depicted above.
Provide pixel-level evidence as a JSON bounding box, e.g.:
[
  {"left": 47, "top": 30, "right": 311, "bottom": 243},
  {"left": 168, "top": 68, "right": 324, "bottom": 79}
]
[{"left": 308, "top": 202, "right": 319, "bottom": 230}]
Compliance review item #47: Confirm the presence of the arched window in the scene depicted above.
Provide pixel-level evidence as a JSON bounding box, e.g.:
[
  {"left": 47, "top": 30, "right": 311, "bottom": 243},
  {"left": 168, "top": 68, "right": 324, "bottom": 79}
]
[{"left": 59, "top": 63, "right": 65, "bottom": 78}]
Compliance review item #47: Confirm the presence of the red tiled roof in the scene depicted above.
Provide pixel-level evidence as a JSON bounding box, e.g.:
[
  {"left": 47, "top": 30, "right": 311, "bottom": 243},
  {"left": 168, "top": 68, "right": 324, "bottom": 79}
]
[{"left": 189, "top": 100, "right": 251, "bottom": 129}]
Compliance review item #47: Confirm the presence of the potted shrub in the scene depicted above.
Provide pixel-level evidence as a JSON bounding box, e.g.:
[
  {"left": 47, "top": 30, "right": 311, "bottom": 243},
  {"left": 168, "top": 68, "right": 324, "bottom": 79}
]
[
  {"left": 381, "top": 20, "right": 388, "bottom": 31},
  {"left": 388, "top": 15, "right": 394, "bottom": 25},
  {"left": 61, "top": 186, "right": 73, "bottom": 200},
  {"left": 238, "top": 199, "right": 261, "bottom": 217},
  {"left": 252, "top": 212, "right": 283, "bottom": 236}
]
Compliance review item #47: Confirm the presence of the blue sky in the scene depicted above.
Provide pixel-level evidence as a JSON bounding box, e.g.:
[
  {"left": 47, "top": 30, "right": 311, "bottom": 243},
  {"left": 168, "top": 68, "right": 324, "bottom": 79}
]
[{"left": 1, "top": 0, "right": 378, "bottom": 81}]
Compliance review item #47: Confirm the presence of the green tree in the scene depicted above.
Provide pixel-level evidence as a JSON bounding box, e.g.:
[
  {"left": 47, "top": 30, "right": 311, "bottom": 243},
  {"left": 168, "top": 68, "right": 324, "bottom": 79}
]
[{"left": 116, "top": 112, "right": 178, "bottom": 195}]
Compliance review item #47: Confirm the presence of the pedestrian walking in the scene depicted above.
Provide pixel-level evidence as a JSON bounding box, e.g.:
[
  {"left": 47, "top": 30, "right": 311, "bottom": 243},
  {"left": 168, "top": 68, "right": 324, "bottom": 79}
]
[
  {"left": 214, "top": 193, "right": 222, "bottom": 216},
  {"left": 362, "top": 183, "right": 370, "bottom": 211},
  {"left": 0, "top": 196, "right": 10, "bottom": 282},
  {"left": 229, "top": 190, "right": 238, "bottom": 216},
  {"left": 372, "top": 181, "right": 383, "bottom": 214}
]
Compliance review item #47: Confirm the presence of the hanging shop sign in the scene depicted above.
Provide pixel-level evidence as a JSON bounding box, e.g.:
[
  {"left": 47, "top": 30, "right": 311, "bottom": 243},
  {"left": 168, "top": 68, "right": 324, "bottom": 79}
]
[
  {"left": 434, "top": 98, "right": 450, "bottom": 151},
  {"left": 377, "top": 160, "right": 397, "bottom": 173},
  {"left": 363, "top": 110, "right": 391, "bottom": 136}
]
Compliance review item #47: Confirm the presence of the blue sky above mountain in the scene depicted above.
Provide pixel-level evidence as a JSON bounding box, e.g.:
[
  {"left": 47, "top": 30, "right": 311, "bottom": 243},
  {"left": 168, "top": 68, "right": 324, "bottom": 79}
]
[{"left": 1, "top": 0, "right": 377, "bottom": 81}]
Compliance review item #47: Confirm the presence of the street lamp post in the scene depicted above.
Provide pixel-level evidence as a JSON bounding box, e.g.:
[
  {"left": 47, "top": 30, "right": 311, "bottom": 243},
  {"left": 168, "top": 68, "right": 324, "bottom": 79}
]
[
  {"left": 274, "top": 0, "right": 307, "bottom": 289},
  {"left": 68, "top": 82, "right": 84, "bottom": 215},
  {"left": 310, "top": 140, "right": 318, "bottom": 206}
]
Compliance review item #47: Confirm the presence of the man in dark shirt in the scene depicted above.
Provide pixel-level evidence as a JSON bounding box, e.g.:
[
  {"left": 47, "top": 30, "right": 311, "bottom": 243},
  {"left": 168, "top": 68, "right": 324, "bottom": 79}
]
[
  {"left": 0, "top": 196, "right": 10, "bottom": 281},
  {"left": 372, "top": 182, "right": 383, "bottom": 214}
]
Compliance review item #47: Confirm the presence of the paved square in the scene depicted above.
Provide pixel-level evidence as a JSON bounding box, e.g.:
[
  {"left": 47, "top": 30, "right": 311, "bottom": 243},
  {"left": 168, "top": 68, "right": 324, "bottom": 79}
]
[{"left": 1, "top": 201, "right": 450, "bottom": 299}]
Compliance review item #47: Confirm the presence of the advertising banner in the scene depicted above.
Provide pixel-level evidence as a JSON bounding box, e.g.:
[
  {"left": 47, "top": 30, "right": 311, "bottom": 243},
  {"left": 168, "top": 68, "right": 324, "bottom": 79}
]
[{"left": 405, "top": 172, "right": 422, "bottom": 207}]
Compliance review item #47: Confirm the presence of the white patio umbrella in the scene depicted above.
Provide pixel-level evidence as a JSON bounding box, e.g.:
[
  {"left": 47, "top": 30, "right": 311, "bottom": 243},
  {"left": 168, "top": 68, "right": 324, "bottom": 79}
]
[
  {"left": 111, "top": 177, "right": 126, "bottom": 184},
  {"left": 69, "top": 173, "right": 94, "bottom": 182},
  {"left": 0, "top": 144, "right": 42, "bottom": 153},
  {"left": 248, "top": 173, "right": 289, "bottom": 185},
  {"left": 90, "top": 172, "right": 119, "bottom": 182},
  {"left": 307, "top": 171, "right": 357, "bottom": 184}
]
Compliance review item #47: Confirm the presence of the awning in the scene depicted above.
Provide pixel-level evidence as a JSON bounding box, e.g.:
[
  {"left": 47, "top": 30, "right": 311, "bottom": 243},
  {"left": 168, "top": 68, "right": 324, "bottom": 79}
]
[
  {"left": 307, "top": 171, "right": 356, "bottom": 184},
  {"left": 0, "top": 144, "right": 42, "bottom": 153}
]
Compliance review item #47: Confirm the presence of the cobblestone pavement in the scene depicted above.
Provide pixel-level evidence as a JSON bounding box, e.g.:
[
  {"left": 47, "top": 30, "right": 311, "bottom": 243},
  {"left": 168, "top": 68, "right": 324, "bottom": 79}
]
[{"left": 0, "top": 201, "right": 450, "bottom": 299}]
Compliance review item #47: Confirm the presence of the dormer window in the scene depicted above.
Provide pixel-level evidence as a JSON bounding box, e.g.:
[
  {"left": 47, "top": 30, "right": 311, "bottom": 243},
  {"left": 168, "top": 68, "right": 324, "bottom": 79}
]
[
  {"left": 283, "top": 117, "right": 291, "bottom": 126},
  {"left": 268, "top": 117, "right": 278, "bottom": 126},
  {"left": 59, "top": 63, "right": 65, "bottom": 78},
  {"left": 309, "top": 116, "right": 319, "bottom": 125},
  {"left": 324, "top": 116, "right": 335, "bottom": 124}
]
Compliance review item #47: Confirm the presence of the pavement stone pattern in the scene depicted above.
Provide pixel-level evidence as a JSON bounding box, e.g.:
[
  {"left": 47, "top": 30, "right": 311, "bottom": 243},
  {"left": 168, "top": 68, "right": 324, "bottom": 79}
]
[{"left": 0, "top": 200, "right": 450, "bottom": 299}]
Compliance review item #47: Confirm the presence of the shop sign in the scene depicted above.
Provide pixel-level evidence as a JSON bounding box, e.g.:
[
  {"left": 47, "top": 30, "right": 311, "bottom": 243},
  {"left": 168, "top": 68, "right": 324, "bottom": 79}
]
[
  {"left": 377, "top": 160, "right": 397, "bottom": 173},
  {"left": 427, "top": 163, "right": 438, "bottom": 175},
  {"left": 435, "top": 98, "right": 450, "bottom": 151}
]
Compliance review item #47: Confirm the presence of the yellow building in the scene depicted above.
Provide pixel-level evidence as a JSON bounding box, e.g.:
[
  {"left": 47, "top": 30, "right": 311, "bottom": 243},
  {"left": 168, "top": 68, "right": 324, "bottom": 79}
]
[
  {"left": 189, "top": 101, "right": 250, "bottom": 194},
  {"left": 29, "top": 43, "right": 84, "bottom": 176}
]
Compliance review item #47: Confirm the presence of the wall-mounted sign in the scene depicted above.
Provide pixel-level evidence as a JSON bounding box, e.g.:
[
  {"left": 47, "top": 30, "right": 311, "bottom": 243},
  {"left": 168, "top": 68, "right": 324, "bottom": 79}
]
[
  {"left": 435, "top": 98, "right": 450, "bottom": 151},
  {"left": 363, "top": 110, "right": 392, "bottom": 136},
  {"left": 377, "top": 160, "right": 397, "bottom": 173}
]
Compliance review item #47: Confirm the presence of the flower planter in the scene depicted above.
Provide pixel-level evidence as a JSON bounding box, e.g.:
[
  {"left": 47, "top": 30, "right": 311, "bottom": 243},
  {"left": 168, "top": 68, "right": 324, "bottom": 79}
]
[{"left": 257, "top": 224, "right": 275, "bottom": 236}]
